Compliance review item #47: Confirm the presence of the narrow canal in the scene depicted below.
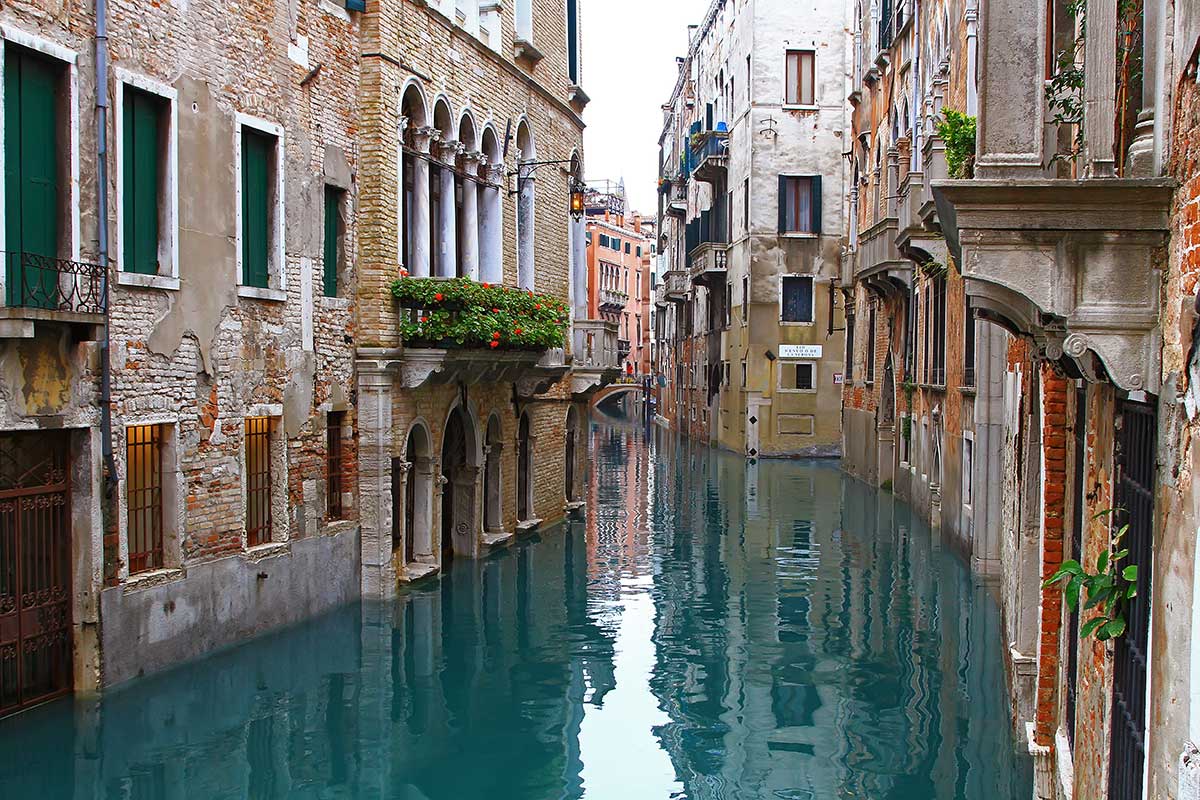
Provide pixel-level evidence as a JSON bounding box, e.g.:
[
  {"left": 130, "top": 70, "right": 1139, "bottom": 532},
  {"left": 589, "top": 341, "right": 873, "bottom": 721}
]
[{"left": 0, "top": 424, "right": 1033, "bottom": 799}]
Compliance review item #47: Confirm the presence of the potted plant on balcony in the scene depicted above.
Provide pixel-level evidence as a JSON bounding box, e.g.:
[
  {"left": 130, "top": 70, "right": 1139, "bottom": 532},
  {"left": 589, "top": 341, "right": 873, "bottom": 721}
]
[{"left": 390, "top": 277, "right": 569, "bottom": 351}]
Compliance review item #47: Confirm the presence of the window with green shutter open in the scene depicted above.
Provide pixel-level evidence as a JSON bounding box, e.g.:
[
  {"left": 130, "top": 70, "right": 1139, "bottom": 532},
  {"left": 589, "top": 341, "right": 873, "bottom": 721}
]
[
  {"left": 241, "top": 129, "right": 273, "bottom": 289},
  {"left": 123, "top": 86, "right": 165, "bottom": 275},
  {"left": 323, "top": 186, "right": 342, "bottom": 297}
]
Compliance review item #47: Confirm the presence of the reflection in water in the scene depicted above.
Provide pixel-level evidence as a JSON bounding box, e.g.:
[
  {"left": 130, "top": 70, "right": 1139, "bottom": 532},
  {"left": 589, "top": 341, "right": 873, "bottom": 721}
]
[{"left": 0, "top": 424, "right": 1031, "bottom": 799}]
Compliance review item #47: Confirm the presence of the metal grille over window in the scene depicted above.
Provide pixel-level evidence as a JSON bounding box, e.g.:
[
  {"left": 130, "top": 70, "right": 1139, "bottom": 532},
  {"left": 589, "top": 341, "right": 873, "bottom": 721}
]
[
  {"left": 245, "top": 418, "right": 273, "bottom": 546},
  {"left": 327, "top": 412, "right": 345, "bottom": 520},
  {"left": 126, "top": 425, "right": 164, "bottom": 574}
]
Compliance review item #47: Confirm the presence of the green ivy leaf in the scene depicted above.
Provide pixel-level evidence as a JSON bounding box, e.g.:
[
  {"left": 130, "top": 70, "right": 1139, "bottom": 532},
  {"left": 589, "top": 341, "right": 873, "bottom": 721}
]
[
  {"left": 1080, "top": 616, "right": 1107, "bottom": 639},
  {"left": 1122, "top": 565, "right": 1138, "bottom": 582},
  {"left": 1103, "top": 618, "right": 1126, "bottom": 639}
]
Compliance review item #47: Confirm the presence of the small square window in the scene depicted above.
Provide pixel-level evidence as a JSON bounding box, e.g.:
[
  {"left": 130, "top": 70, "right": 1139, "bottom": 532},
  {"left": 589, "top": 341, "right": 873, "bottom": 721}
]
[
  {"left": 126, "top": 425, "right": 164, "bottom": 574},
  {"left": 796, "top": 363, "right": 814, "bottom": 390},
  {"left": 245, "top": 417, "right": 274, "bottom": 546}
]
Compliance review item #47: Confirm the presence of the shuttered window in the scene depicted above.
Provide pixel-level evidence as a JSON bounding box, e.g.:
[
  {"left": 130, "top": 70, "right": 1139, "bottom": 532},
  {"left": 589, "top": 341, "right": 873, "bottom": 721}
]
[
  {"left": 781, "top": 275, "right": 814, "bottom": 322},
  {"left": 785, "top": 50, "right": 816, "bottom": 105},
  {"left": 4, "top": 45, "right": 61, "bottom": 308},
  {"left": 323, "top": 186, "right": 342, "bottom": 297},
  {"left": 778, "top": 175, "right": 821, "bottom": 234},
  {"left": 241, "top": 129, "right": 272, "bottom": 289},
  {"left": 123, "top": 87, "right": 164, "bottom": 275}
]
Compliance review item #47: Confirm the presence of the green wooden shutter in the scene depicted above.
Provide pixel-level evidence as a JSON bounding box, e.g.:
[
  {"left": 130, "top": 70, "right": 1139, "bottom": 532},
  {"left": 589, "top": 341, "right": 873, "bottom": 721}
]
[
  {"left": 323, "top": 186, "right": 339, "bottom": 297},
  {"left": 810, "top": 174, "right": 822, "bottom": 234},
  {"left": 5, "top": 47, "right": 60, "bottom": 308},
  {"left": 123, "top": 87, "right": 161, "bottom": 275},
  {"left": 241, "top": 129, "right": 271, "bottom": 288},
  {"left": 777, "top": 175, "right": 787, "bottom": 233}
]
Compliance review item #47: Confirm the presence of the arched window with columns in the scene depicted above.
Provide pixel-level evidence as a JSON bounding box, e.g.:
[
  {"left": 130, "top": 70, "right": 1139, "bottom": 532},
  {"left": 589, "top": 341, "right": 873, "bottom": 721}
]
[
  {"left": 399, "top": 423, "right": 434, "bottom": 568},
  {"left": 457, "top": 113, "right": 480, "bottom": 280},
  {"left": 479, "top": 126, "right": 504, "bottom": 285},
  {"left": 432, "top": 99, "right": 457, "bottom": 278},
  {"left": 515, "top": 120, "right": 536, "bottom": 290},
  {"left": 400, "top": 83, "right": 431, "bottom": 277}
]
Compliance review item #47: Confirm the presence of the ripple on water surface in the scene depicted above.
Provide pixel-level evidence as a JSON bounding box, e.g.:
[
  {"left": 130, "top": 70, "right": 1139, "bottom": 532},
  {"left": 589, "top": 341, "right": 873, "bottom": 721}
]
[{"left": 0, "top": 424, "right": 1032, "bottom": 799}]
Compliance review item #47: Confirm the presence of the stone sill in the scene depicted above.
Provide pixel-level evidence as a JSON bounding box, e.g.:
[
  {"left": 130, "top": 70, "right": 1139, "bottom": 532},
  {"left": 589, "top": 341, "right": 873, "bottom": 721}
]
[
  {"left": 245, "top": 541, "right": 290, "bottom": 560},
  {"left": 320, "top": 519, "right": 359, "bottom": 537},
  {"left": 118, "top": 272, "right": 180, "bottom": 291},
  {"left": 481, "top": 530, "right": 514, "bottom": 549},
  {"left": 238, "top": 285, "right": 287, "bottom": 302},
  {"left": 400, "top": 561, "right": 439, "bottom": 584},
  {"left": 515, "top": 519, "right": 542, "bottom": 534},
  {"left": 122, "top": 567, "right": 185, "bottom": 593}
]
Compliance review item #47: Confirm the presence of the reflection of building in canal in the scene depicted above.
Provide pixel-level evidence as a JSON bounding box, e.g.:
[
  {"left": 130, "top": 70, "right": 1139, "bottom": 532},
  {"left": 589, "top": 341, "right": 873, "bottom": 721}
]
[
  {"left": 646, "top": 440, "right": 1026, "bottom": 797},
  {"left": 586, "top": 424, "right": 653, "bottom": 590},
  {"left": 0, "top": 519, "right": 617, "bottom": 800}
]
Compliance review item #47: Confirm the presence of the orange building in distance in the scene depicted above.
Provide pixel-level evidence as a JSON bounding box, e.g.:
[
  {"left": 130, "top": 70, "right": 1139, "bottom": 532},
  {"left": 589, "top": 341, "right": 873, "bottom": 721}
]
[{"left": 584, "top": 181, "right": 652, "bottom": 378}]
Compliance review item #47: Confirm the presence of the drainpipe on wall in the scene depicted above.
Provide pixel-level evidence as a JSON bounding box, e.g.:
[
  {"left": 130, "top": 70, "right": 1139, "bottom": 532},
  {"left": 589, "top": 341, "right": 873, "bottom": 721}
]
[{"left": 95, "top": 0, "right": 117, "bottom": 498}]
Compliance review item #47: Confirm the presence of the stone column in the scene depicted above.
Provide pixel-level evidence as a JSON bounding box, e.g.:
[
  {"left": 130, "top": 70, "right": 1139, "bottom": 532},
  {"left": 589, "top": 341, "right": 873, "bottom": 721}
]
[
  {"left": 395, "top": 460, "right": 411, "bottom": 567},
  {"left": 1082, "top": 0, "right": 1117, "bottom": 177},
  {"left": 436, "top": 141, "right": 460, "bottom": 278},
  {"left": 517, "top": 159, "right": 536, "bottom": 290},
  {"left": 356, "top": 355, "right": 396, "bottom": 598},
  {"left": 964, "top": 0, "right": 979, "bottom": 116},
  {"left": 396, "top": 115, "right": 408, "bottom": 269},
  {"left": 433, "top": 472, "right": 448, "bottom": 565},
  {"left": 409, "top": 128, "right": 434, "bottom": 278},
  {"left": 415, "top": 457, "right": 437, "bottom": 561},
  {"left": 480, "top": 163, "right": 505, "bottom": 285},
  {"left": 974, "top": 0, "right": 1047, "bottom": 177},
  {"left": 885, "top": 147, "right": 900, "bottom": 217},
  {"left": 571, "top": 214, "right": 588, "bottom": 320},
  {"left": 460, "top": 151, "right": 481, "bottom": 280}
]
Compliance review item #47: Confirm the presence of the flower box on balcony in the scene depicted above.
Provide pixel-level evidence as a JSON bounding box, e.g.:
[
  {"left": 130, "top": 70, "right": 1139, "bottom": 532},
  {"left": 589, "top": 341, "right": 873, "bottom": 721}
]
[{"left": 390, "top": 277, "right": 569, "bottom": 351}]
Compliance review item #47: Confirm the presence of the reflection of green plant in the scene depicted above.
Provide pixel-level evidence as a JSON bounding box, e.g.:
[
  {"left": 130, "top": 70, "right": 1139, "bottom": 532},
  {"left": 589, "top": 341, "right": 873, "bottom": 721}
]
[
  {"left": 389, "top": 277, "right": 569, "bottom": 350},
  {"left": 1043, "top": 510, "right": 1139, "bottom": 642},
  {"left": 900, "top": 415, "right": 912, "bottom": 441},
  {"left": 881, "top": 479, "right": 894, "bottom": 492},
  {"left": 935, "top": 110, "right": 977, "bottom": 178}
]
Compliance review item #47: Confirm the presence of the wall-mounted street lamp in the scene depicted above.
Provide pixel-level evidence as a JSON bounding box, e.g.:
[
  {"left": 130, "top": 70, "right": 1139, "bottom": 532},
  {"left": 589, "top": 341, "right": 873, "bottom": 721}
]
[{"left": 509, "top": 158, "right": 587, "bottom": 220}]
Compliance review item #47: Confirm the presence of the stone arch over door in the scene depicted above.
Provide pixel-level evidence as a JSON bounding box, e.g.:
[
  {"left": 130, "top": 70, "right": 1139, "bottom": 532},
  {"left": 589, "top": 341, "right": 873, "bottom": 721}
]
[
  {"left": 440, "top": 405, "right": 480, "bottom": 565},
  {"left": 399, "top": 422, "right": 435, "bottom": 569},
  {"left": 483, "top": 413, "right": 503, "bottom": 532}
]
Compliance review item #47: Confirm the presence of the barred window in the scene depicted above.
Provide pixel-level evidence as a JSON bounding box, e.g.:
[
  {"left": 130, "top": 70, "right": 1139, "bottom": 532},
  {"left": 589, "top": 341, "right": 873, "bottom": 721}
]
[
  {"left": 126, "top": 425, "right": 163, "bottom": 574},
  {"left": 245, "top": 417, "right": 273, "bottom": 546},
  {"left": 327, "top": 411, "right": 346, "bottom": 520}
]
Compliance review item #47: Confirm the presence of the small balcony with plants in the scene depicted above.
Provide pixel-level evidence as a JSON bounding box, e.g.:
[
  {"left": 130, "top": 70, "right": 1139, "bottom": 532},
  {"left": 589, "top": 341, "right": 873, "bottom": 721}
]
[
  {"left": 685, "top": 209, "right": 728, "bottom": 288},
  {"left": 388, "top": 277, "right": 570, "bottom": 394}
]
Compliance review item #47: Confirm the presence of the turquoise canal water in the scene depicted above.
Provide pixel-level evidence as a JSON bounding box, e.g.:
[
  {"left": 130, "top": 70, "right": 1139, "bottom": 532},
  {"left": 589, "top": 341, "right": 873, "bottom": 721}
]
[{"left": 0, "top": 424, "right": 1032, "bottom": 799}]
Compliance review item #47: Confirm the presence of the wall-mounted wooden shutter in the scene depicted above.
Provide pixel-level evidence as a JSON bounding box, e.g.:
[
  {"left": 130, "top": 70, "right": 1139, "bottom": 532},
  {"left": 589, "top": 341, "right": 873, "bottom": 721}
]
[
  {"left": 810, "top": 174, "right": 822, "bottom": 233},
  {"left": 323, "top": 186, "right": 339, "bottom": 297},
  {"left": 777, "top": 175, "right": 788, "bottom": 233},
  {"left": 123, "top": 87, "right": 161, "bottom": 275},
  {"left": 241, "top": 129, "right": 271, "bottom": 289}
]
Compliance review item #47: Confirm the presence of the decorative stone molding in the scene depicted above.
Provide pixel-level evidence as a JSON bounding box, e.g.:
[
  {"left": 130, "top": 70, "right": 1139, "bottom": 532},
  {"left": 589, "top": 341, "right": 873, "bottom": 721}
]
[
  {"left": 435, "top": 139, "right": 462, "bottom": 165},
  {"left": 932, "top": 177, "right": 1173, "bottom": 392}
]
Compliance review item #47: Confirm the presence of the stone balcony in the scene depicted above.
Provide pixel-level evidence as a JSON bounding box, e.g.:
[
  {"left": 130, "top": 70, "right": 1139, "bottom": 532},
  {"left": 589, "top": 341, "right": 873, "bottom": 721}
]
[
  {"left": 688, "top": 242, "right": 728, "bottom": 288},
  {"left": 663, "top": 270, "right": 689, "bottom": 302},
  {"left": 0, "top": 252, "right": 107, "bottom": 339},
  {"left": 571, "top": 318, "right": 621, "bottom": 398},
  {"left": 933, "top": 177, "right": 1174, "bottom": 392},
  {"left": 855, "top": 215, "right": 910, "bottom": 295},
  {"left": 599, "top": 289, "right": 628, "bottom": 312}
]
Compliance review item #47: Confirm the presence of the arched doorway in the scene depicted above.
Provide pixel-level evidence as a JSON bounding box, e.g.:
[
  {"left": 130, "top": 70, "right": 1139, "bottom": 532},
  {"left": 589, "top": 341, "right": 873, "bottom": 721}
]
[
  {"left": 565, "top": 406, "right": 579, "bottom": 503},
  {"left": 484, "top": 415, "right": 502, "bottom": 532},
  {"left": 440, "top": 406, "right": 479, "bottom": 564},
  {"left": 517, "top": 412, "right": 532, "bottom": 521},
  {"left": 398, "top": 424, "right": 433, "bottom": 568}
]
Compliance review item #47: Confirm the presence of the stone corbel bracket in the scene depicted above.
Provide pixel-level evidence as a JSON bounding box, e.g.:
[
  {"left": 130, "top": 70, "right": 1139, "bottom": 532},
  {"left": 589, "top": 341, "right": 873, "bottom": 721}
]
[{"left": 933, "top": 178, "right": 1174, "bottom": 392}]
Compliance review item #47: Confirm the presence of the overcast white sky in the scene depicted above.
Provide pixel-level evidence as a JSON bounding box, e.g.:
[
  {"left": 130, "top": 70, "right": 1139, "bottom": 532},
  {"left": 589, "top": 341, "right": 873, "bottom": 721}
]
[{"left": 582, "top": 0, "right": 711, "bottom": 217}]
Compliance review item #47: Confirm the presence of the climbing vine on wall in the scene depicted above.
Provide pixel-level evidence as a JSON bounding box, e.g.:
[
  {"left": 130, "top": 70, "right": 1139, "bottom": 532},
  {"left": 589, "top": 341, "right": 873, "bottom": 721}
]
[{"left": 935, "top": 110, "right": 977, "bottom": 179}]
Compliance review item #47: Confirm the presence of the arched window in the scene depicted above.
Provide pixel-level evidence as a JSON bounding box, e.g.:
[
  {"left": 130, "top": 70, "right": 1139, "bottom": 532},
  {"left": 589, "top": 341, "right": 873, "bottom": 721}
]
[
  {"left": 440, "top": 407, "right": 477, "bottom": 564},
  {"left": 432, "top": 99, "right": 456, "bottom": 278},
  {"left": 479, "top": 126, "right": 504, "bottom": 284},
  {"left": 457, "top": 113, "right": 479, "bottom": 279},
  {"left": 399, "top": 424, "right": 433, "bottom": 567},
  {"left": 517, "top": 412, "right": 533, "bottom": 521},
  {"left": 400, "top": 83, "right": 430, "bottom": 277},
  {"left": 516, "top": 121, "right": 536, "bottom": 290},
  {"left": 484, "top": 415, "right": 502, "bottom": 531}
]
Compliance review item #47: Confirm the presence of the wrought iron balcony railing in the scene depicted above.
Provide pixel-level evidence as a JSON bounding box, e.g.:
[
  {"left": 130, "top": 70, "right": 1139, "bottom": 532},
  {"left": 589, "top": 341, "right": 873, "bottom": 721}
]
[{"left": 5, "top": 251, "right": 107, "bottom": 315}]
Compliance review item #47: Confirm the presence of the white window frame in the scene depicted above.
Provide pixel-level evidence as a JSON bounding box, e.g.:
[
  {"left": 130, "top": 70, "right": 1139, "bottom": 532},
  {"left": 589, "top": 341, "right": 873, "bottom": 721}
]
[
  {"left": 778, "top": 359, "right": 818, "bottom": 394},
  {"left": 778, "top": 274, "right": 816, "bottom": 326},
  {"left": 114, "top": 68, "right": 179, "bottom": 291},
  {"left": 782, "top": 46, "right": 818, "bottom": 110},
  {"left": 234, "top": 113, "right": 286, "bottom": 301},
  {"left": 0, "top": 26, "right": 81, "bottom": 307},
  {"left": 962, "top": 431, "right": 975, "bottom": 512}
]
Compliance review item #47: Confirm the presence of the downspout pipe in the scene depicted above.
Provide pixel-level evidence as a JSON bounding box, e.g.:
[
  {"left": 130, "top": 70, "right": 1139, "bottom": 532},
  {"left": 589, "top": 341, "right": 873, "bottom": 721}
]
[{"left": 96, "top": 0, "right": 116, "bottom": 495}]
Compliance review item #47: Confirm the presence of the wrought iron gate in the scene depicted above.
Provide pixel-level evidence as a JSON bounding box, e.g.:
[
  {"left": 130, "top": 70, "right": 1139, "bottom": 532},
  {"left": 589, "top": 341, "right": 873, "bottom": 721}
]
[
  {"left": 0, "top": 432, "right": 72, "bottom": 716},
  {"left": 1109, "top": 399, "right": 1156, "bottom": 800}
]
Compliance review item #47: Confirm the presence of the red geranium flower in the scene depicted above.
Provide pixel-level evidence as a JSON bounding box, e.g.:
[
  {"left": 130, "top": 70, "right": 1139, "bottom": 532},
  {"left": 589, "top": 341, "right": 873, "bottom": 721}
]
[
  {"left": 490, "top": 340, "right": 499, "bottom": 349},
  {"left": 434, "top": 293, "right": 444, "bottom": 302},
  {"left": 493, "top": 308, "right": 500, "bottom": 313},
  {"left": 535, "top": 303, "right": 542, "bottom": 309},
  {"left": 420, "top": 316, "right": 429, "bottom": 323},
  {"left": 492, "top": 331, "right": 501, "bottom": 340},
  {"left": 482, "top": 282, "right": 490, "bottom": 288},
  {"left": 515, "top": 327, "right": 523, "bottom": 335}
]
